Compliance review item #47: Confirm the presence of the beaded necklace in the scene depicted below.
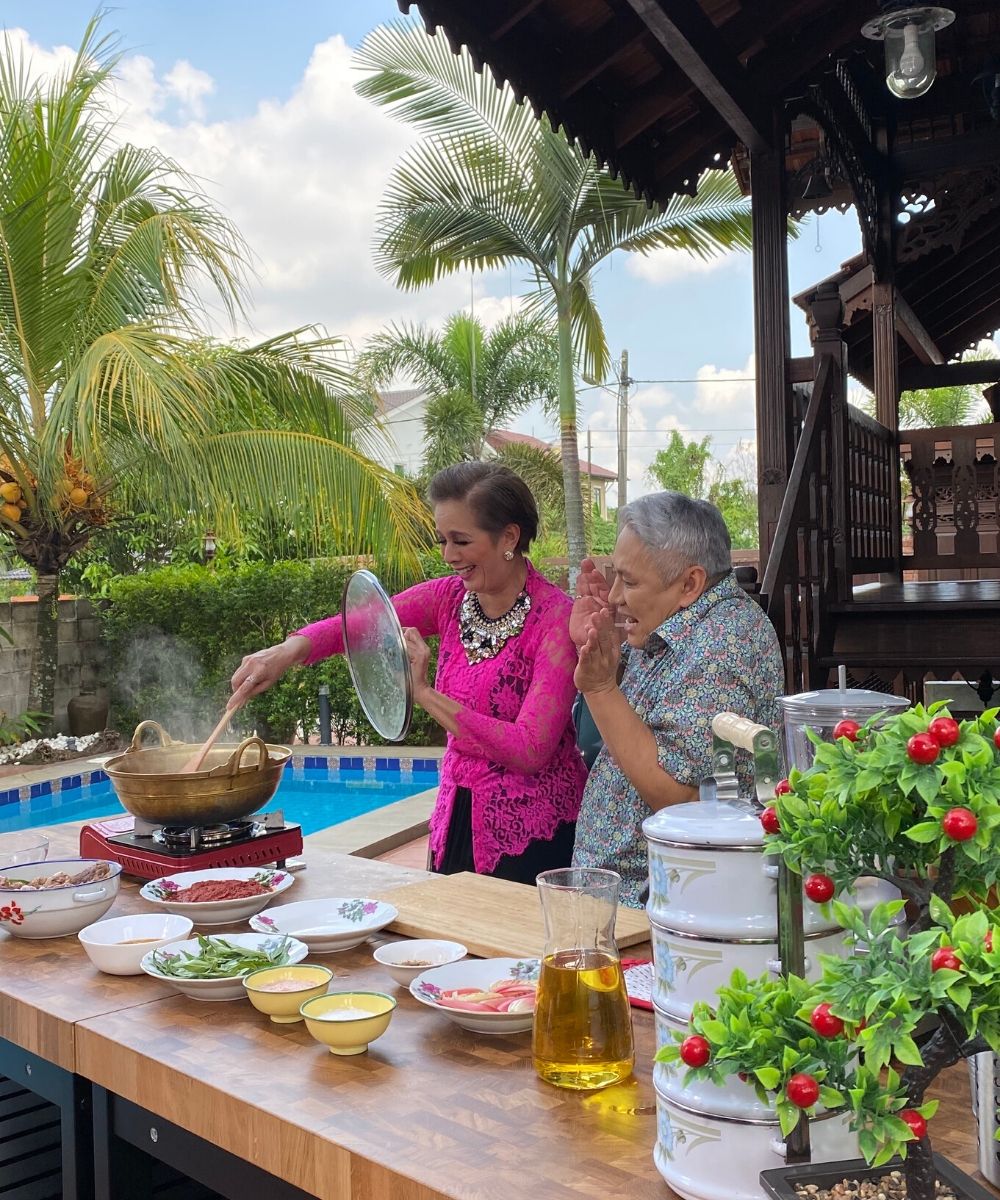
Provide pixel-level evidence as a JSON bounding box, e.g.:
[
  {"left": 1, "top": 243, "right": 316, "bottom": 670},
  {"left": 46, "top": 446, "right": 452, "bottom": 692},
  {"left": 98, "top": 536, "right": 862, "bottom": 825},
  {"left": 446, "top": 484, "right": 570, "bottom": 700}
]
[{"left": 459, "top": 587, "right": 531, "bottom": 665}]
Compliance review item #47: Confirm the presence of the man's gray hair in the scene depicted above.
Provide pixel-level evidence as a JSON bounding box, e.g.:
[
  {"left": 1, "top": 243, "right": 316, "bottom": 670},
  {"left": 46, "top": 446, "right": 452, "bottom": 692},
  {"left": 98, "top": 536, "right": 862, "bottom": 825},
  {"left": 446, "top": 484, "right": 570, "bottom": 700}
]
[{"left": 618, "top": 491, "right": 732, "bottom": 581}]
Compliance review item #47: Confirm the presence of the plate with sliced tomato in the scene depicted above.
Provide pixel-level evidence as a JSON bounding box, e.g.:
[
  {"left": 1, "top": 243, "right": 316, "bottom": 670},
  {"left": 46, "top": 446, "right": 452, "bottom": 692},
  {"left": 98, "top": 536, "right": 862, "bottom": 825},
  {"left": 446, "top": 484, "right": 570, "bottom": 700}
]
[{"left": 409, "top": 956, "right": 539, "bottom": 1034}]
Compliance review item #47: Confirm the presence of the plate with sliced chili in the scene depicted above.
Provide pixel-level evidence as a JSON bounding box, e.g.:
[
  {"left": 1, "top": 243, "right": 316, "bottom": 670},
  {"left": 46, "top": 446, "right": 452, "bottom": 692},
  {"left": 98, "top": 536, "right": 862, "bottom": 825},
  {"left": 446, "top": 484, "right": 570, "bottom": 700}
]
[{"left": 140, "top": 867, "right": 294, "bottom": 926}]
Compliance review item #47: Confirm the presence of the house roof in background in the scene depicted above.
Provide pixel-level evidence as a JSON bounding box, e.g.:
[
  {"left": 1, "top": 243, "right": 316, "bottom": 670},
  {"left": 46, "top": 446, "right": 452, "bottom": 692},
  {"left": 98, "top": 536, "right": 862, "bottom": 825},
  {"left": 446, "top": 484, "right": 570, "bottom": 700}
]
[
  {"left": 487, "top": 429, "right": 617, "bottom": 479},
  {"left": 376, "top": 388, "right": 425, "bottom": 414}
]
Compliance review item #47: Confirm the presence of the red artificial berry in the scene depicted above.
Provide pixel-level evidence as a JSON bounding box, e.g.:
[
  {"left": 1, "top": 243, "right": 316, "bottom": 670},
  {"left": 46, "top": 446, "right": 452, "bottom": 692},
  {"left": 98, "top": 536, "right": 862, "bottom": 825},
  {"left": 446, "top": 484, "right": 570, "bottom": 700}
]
[
  {"left": 994, "top": 727, "right": 1000, "bottom": 751},
  {"left": 774, "top": 778, "right": 792, "bottom": 796},
  {"left": 931, "top": 946, "right": 962, "bottom": 973},
  {"left": 786, "top": 1073, "right": 820, "bottom": 1109},
  {"left": 907, "top": 733, "right": 940, "bottom": 765},
  {"left": 738, "top": 1071, "right": 750, "bottom": 1083},
  {"left": 927, "top": 716, "right": 960, "bottom": 747},
  {"left": 941, "top": 807, "right": 978, "bottom": 841},
  {"left": 832, "top": 720, "right": 861, "bottom": 742},
  {"left": 987, "top": 930, "right": 994, "bottom": 953},
  {"left": 810, "top": 1003, "right": 845, "bottom": 1038},
  {"left": 760, "top": 806, "right": 781, "bottom": 835},
  {"left": 679, "top": 1035, "right": 711, "bottom": 1068},
  {"left": 804, "top": 873, "right": 835, "bottom": 903},
  {"left": 900, "top": 1109, "right": 928, "bottom": 1140}
]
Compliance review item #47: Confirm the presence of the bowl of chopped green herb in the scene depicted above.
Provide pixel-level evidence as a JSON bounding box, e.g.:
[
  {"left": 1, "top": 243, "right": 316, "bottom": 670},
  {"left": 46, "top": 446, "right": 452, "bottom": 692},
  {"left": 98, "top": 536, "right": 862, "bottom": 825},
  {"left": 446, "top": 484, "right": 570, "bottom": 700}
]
[{"left": 140, "top": 932, "right": 307, "bottom": 1001}]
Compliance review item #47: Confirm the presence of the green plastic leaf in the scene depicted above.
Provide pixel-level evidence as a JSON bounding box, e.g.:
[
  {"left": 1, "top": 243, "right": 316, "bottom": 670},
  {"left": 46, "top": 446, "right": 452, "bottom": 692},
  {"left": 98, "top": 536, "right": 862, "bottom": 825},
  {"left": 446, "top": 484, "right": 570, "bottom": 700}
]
[
  {"left": 755, "top": 1067, "right": 781, "bottom": 1090},
  {"left": 904, "top": 821, "right": 942, "bottom": 843}
]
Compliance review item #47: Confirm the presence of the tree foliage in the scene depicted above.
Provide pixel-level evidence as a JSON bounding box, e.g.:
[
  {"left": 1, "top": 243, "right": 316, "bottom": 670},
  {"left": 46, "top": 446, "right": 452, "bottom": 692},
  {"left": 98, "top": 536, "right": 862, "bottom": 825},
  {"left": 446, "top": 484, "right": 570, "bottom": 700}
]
[
  {"left": 354, "top": 19, "right": 753, "bottom": 571},
  {"left": 0, "top": 17, "right": 430, "bottom": 723},
  {"left": 646, "top": 431, "right": 759, "bottom": 549},
  {"left": 660, "top": 704, "right": 1000, "bottom": 1200},
  {"left": 358, "top": 311, "right": 558, "bottom": 475}
]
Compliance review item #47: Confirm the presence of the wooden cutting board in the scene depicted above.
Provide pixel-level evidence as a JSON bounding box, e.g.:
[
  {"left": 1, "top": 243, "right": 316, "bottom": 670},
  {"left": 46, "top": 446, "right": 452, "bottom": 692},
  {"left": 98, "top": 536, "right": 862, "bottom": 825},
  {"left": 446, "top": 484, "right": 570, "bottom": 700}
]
[{"left": 374, "top": 871, "right": 650, "bottom": 960}]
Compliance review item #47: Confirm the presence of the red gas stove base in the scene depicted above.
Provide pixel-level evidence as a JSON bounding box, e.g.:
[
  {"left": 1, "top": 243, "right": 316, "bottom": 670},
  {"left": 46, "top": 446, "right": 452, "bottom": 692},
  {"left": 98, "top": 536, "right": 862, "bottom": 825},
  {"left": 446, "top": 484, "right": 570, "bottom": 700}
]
[{"left": 79, "top": 816, "right": 304, "bottom": 879}]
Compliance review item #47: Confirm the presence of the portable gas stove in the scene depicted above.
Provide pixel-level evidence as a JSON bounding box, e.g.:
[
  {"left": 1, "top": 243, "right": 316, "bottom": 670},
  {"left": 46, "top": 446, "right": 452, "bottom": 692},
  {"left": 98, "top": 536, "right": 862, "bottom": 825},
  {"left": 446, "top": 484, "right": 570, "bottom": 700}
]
[{"left": 79, "top": 811, "right": 304, "bottom": 879}]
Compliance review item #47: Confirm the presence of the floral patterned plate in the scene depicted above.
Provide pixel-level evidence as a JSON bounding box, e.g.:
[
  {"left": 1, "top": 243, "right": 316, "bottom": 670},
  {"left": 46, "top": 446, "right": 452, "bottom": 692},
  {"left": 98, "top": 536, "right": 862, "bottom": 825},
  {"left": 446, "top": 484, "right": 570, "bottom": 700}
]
[
  {"left": 139, "top": 867, "right": 294, "bottom": 926},
  {"left": 409, "top": 957, "right": 540, "bottom": 1035},
  {"left": 249, "top": 897, "right": 398, "bottom": 953}
]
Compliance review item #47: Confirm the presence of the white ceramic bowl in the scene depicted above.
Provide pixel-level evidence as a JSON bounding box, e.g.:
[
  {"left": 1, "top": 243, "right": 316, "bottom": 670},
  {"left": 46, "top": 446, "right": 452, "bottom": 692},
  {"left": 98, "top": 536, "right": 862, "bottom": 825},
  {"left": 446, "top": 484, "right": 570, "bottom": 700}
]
[
  {"left": 373, "top": 939, "right": 467, "bottom": 986},
  {"left": 249, "top": 897, "right": 397, "bottom": 953},
  {"left": 0, "top": 831, "right": 50, "bottom": 870},
  {"left": 78, "top": 913, "right": 195, "bottom": 975},
  {"left": 0, "top": 858, "right": 121, "bottom": 939},
  {"left": 139, "top": 867, "right": 294, "bottom": 926},
  {"left": 139, "top": 932, "right": 308, "bottom": 1001},
  {"left": 409, "top": 957, "right": 539, "bottom": 1035}
]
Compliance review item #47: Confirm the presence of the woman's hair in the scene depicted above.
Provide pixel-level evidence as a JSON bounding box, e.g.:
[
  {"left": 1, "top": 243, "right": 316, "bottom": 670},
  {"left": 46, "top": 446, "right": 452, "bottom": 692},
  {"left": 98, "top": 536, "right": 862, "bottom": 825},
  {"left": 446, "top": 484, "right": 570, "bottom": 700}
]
[
  {"left": 618, "top": 491, "right": 732, "bottom": 581},
  {"left": 426, "top": 462, "right": 539, "bottom": 552}
]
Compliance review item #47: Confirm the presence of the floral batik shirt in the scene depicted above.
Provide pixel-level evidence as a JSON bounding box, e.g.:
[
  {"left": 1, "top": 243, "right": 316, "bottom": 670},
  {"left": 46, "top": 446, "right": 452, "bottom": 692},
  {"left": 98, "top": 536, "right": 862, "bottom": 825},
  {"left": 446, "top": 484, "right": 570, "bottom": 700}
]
[{"left": 572, "top": 571, "right": 784, "bottom": 908}]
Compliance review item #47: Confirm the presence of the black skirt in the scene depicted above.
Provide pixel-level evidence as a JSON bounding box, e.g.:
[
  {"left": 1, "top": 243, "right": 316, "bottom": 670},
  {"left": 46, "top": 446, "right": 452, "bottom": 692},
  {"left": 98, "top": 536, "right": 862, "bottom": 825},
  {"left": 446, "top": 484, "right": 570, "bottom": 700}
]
[{"left": 434, "top": 786, "right": 575, "bottom": 885}]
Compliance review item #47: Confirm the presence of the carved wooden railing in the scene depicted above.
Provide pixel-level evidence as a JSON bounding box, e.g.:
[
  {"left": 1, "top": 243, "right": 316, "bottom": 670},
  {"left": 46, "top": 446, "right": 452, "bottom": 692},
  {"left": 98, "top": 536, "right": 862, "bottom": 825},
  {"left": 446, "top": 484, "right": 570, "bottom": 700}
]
[
  {"left": 761, "top": 357, "right": 899, "bottom": 690},
  {"left": 900, "top": 424, "right": 1000, "bottom": 571},
  {"left": 849, "top": 406, "right": 900, "bottom": 572},
  {"left": 761, "top": 356, "right": 841, "bottom": 691}
]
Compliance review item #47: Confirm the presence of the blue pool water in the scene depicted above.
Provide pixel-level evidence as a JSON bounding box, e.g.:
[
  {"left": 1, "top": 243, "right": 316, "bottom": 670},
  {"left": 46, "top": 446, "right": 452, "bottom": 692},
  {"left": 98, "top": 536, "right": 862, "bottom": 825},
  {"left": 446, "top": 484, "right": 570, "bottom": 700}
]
[{"left": 0, "top": 762, "right": 439, "bottom": 837}]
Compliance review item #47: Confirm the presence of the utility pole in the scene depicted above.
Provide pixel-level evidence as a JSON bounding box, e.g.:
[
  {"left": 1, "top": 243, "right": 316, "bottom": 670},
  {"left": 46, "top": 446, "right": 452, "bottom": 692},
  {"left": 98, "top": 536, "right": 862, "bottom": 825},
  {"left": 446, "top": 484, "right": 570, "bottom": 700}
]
[{"left": 617, "top": 349, "right": 630, "bottom": 512}]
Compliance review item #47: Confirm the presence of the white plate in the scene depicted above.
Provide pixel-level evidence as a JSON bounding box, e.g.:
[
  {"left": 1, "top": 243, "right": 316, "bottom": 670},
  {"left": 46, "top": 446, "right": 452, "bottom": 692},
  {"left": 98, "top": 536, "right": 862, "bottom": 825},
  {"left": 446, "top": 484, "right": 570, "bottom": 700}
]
[
  {"left": 249, "top": 897, "right": 397, "bottom": 953},
  {"left": 409, "top": 957, "right": 540, "bottom": 1035},
  {"left": 140, "top": 932, "right": 307, "bottom": 1001},
  {"left": 139, "top": 867, "right": 294, "bottom": 926}
]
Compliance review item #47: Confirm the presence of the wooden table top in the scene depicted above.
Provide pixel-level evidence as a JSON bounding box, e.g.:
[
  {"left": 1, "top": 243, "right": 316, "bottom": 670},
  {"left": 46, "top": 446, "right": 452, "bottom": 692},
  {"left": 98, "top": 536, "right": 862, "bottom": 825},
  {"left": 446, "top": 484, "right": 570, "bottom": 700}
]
[
  {"left": 3, "top": 823, "right": 996, "bottom": 1200},
  {"left": 0, "top": 822, "right": 426, "bottom": 1071}
]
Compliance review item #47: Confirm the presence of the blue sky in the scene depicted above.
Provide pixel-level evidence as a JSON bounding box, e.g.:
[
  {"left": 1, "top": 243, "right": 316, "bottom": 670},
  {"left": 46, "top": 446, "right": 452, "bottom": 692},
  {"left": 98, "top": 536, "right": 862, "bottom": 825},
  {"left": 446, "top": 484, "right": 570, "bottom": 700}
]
[{"left": 3, "top": 1, "right": 866, "bottom": 493}]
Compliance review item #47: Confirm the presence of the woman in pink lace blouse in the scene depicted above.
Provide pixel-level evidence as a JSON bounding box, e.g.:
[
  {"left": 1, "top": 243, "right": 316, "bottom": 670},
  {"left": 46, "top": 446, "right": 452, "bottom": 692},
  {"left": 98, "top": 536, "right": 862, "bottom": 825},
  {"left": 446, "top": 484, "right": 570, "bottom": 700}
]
[{"left": 230, "top": 462, "right": 587, "bottom": 882}]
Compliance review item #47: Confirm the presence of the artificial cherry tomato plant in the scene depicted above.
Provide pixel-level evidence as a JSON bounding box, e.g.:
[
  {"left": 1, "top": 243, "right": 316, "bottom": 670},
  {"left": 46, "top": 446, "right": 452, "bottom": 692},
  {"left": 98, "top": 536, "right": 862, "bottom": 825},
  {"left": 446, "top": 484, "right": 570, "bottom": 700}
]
[{"left": 656, "top": 703, "right": 1000, "bottom": 1200}]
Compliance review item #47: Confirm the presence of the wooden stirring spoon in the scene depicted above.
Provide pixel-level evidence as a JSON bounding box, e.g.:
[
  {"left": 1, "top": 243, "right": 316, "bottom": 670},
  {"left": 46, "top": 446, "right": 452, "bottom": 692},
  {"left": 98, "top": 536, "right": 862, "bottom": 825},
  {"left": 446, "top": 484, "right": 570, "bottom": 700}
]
[{"left": 180, "top": 704, "right": 238, "bottom": 775}]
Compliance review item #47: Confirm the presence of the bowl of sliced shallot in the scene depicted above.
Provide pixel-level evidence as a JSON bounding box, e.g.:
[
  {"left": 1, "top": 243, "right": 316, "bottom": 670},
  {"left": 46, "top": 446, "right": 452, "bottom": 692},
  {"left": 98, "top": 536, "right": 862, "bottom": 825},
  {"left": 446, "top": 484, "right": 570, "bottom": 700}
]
[{"left": 409, "top": 957, "right": 539, "bottom": 1034}]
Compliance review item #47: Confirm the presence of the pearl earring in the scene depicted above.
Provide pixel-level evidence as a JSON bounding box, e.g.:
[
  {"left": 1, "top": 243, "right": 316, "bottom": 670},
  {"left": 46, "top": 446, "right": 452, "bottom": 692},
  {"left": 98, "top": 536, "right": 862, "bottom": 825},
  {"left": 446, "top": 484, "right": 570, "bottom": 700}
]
[{"left": 504, "top": 549, "right": 514, "bottom": 561}]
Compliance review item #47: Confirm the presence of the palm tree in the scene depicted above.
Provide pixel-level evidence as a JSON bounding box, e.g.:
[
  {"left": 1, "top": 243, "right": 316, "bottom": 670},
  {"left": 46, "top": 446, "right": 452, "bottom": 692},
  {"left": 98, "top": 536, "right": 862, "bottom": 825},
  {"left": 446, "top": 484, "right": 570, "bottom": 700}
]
[
  {"left": 355, "top": 20, "right": 754, "bottom": 566},
  {"left": 357, "top": 310, "right": 557, "bottom": 475},
  {"left": 0, "top": 19, "right": 430, "bottom": 724}
]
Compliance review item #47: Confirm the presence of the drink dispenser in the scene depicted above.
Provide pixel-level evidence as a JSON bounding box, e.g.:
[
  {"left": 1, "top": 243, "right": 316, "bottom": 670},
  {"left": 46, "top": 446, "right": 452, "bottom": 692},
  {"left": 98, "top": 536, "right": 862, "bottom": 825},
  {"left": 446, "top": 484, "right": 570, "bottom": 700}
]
[{"left": 778, "top": 684, "right": 910, "bottom": 774}]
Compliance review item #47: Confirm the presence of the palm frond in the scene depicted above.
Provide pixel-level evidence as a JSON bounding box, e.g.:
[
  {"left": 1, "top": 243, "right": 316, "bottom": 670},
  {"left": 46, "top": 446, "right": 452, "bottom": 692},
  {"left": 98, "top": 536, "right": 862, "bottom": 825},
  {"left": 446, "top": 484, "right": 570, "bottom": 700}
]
[{"left": 354, "top": 20, "right": 538, "bottom": 165}]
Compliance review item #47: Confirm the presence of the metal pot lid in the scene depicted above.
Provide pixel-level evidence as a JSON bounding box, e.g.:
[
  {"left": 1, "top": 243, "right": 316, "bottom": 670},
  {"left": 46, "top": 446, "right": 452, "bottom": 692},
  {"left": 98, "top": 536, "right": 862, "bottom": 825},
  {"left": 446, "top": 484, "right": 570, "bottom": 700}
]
[
  {"left": 778, "top": 688, "right": 910, "bottom": 722},
  {"left": 642, "top": 799, "right": 764, "bottom": 848}
]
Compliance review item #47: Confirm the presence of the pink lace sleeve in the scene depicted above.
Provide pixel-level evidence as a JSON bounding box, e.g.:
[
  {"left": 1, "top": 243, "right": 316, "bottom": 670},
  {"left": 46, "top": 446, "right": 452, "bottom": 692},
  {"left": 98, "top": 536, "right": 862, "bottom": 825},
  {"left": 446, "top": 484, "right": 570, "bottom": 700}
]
[
  {"left": 450, "top": 617, "right": 578, "bottom": 774},
  {"left": 294, "top": 578, "right": 448, "bottom": 666}
]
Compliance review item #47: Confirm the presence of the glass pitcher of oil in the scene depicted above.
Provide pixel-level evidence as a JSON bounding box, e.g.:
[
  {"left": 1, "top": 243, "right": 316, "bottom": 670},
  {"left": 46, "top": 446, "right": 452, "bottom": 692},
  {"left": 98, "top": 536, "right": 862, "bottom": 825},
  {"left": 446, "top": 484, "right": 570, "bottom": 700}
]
[{"left": 532, "top": 867, "right": 635, "bottom": 1090}]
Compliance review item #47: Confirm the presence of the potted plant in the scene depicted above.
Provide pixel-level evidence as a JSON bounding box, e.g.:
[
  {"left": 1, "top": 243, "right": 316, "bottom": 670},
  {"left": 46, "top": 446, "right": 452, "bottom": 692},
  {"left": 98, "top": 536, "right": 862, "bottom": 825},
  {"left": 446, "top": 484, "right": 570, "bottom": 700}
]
[{"left": 658, "top": 703, "right": 1000, "bottom": 1200}]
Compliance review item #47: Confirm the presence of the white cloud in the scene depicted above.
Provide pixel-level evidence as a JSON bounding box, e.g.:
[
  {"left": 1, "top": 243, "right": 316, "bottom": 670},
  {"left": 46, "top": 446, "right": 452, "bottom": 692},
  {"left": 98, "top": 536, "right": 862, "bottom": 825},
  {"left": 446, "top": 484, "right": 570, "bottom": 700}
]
[
  {"left": 14, "top": 29, "right": 485, "bottom": 350},
  {"left": 163, "top": 60, "right": 215, "bottom": 119},
  {"left": 626, "top": 246, "right": 741, "bottom": 286},
  {"left": 693, "top": 354, "right": 756, "bottom": 419}
]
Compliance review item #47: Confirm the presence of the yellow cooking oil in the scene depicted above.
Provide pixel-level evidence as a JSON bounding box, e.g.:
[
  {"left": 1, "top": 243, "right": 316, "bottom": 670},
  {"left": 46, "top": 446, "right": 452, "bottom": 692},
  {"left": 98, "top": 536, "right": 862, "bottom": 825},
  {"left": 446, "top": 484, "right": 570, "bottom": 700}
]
[{"left": 532, "top": 949, "right": 634, "bottom": 1090}]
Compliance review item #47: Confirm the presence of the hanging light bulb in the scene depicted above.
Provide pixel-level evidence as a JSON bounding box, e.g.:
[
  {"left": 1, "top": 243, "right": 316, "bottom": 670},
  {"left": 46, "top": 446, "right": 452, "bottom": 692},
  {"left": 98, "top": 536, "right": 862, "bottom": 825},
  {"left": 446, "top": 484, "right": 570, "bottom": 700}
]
[{"left": 862, "top": 4, "right": 955, "bottom": 100}]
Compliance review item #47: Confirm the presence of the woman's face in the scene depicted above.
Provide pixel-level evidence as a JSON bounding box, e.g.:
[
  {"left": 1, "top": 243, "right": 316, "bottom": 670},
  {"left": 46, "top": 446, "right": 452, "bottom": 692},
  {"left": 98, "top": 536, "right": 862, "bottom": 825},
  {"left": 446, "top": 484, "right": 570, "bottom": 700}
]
[
  {"left": 433, "top": 499, "right": 518, "bottom": 594},
  {"left": 608, "top": 526, "right": 704, "bottom": 647}
]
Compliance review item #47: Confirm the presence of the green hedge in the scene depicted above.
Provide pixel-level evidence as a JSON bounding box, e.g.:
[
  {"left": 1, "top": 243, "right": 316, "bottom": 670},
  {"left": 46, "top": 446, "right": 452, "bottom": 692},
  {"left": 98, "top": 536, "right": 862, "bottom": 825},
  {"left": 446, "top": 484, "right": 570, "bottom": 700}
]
[{"left": 100, "top": 558, "right": 446, "bottom": 746}]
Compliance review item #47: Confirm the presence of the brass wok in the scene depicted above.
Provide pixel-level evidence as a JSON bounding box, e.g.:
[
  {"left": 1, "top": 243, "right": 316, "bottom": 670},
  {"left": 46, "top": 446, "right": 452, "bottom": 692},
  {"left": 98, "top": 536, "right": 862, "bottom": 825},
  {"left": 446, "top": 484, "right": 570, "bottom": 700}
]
[{"left": 104, "top": 720, "right": 292, "bottom": 828}]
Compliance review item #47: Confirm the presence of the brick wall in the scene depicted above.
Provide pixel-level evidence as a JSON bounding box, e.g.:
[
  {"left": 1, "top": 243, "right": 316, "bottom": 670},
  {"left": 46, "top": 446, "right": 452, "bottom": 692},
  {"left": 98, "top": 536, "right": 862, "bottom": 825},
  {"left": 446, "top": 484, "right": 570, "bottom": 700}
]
[{"left": 0, "top": 598, "right": 107, "bottom": 732}]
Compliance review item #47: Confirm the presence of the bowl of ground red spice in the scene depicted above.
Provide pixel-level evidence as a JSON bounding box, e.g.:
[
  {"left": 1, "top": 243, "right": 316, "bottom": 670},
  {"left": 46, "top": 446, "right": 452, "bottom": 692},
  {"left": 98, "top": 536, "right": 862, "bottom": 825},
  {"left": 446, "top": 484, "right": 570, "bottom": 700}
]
[{"left": 139, "top": 867, "right": 294, "bottom": 926}]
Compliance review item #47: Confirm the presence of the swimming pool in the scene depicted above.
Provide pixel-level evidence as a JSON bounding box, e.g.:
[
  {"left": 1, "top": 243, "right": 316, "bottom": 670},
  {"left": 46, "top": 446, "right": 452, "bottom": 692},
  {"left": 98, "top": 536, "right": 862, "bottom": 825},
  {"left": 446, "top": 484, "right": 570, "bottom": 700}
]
[{"left": 0, "top": 755, "right": 440, "bottom": 837}]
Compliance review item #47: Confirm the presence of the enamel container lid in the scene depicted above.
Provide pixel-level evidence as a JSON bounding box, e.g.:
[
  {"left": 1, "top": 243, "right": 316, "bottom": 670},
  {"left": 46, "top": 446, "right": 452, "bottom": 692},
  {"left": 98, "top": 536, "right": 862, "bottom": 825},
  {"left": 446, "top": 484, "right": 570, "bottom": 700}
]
[{"left": 642, "top": 799, "right": 764, "bottom": 849}]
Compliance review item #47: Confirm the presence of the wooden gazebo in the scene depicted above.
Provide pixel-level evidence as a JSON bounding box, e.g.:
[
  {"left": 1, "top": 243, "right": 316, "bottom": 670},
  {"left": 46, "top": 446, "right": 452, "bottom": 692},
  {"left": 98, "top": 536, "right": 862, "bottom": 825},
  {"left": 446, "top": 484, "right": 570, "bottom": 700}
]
[{"left": 399, "top": 0, "right": 1000, "bottom": 703}]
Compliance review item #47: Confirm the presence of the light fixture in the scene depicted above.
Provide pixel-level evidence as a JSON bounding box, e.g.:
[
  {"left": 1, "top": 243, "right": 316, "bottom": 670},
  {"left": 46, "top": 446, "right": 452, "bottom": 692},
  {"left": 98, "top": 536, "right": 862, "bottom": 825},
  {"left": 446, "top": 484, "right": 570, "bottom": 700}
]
[
  {"left": 861, "top": 3, "right": 955, "bottom": 100},
  {"left": 202, "top": 529, "right": 216, "bottom": 564}
]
